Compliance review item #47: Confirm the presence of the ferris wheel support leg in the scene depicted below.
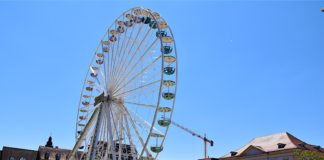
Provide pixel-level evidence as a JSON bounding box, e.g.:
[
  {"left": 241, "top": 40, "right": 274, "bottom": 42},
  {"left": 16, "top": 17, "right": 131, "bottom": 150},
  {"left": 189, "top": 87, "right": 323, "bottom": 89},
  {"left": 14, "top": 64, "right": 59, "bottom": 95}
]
[
  {"left": 68, "top": 107, "right": 100, "bottom": 160},
  {"left": 104, "top": 102, "right": 117, "bottom": 160},
  {"left": 123, "top": 114, "right": 137, "bottom": 159},
  {"left": 118, "top": 114, "right": 123, "bottom": 160},
  {"left": 89, "top": 106, "right": 104, "bottom": 160},
  {"left": 123, "top": 105, "right": 151, "bottom": 156}
]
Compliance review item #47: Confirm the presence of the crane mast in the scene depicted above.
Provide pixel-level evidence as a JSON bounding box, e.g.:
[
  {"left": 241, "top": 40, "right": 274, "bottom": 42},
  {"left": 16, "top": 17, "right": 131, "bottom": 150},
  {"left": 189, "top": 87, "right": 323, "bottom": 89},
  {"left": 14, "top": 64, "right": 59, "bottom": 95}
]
[{"left": 170, "top": 120, "right": 214, "bottom": 160}]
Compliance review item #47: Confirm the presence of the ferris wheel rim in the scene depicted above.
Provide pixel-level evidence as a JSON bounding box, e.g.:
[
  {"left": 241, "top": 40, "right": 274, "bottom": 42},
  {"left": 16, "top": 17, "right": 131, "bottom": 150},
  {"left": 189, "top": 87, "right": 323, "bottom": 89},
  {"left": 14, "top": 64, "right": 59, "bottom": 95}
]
[{"left": 74, "top": 6, "right": 177, "bottom": 160}]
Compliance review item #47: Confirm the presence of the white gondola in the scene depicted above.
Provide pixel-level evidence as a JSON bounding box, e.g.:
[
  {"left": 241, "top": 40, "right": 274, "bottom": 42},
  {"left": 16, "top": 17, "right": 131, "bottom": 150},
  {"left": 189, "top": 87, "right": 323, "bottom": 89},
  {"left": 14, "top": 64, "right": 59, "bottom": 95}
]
[{"left": 163, "top": 56, "right": 176, "bottom": 63}]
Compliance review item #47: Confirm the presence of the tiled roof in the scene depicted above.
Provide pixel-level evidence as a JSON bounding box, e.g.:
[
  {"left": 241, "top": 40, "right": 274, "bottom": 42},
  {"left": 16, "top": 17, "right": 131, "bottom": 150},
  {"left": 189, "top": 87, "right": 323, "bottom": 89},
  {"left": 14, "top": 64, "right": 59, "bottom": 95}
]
[{"left": 221, "top": 132, "right": 323, "bottom": 158}]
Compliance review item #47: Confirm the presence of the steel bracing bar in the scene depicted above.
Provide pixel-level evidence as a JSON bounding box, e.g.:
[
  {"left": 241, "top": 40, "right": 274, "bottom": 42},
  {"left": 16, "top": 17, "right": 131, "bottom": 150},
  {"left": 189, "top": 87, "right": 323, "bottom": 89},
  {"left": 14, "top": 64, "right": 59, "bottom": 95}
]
[{"left": 68, "top": 106, "right": 100, "bottom": 160}]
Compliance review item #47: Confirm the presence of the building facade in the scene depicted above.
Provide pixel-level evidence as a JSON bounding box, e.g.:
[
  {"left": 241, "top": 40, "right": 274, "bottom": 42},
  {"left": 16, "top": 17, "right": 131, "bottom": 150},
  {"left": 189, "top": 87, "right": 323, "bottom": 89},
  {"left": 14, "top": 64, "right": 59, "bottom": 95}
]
[
  {"left": 219, "top": 132, "right": 324, "bottom": 160},
  {"left": 1, "top": 137, "right": 134, "bottom": 160},
  {"left": 0, "top": 137, "right": 72, "bottom": 160}
]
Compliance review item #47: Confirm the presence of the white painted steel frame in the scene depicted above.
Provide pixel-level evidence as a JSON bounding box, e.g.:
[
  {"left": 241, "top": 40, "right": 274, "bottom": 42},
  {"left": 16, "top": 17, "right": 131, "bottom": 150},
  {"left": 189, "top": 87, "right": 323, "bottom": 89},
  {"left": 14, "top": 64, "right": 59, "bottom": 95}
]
[{"left": 71, "top": 7, "right": 178, "bottom": 160}]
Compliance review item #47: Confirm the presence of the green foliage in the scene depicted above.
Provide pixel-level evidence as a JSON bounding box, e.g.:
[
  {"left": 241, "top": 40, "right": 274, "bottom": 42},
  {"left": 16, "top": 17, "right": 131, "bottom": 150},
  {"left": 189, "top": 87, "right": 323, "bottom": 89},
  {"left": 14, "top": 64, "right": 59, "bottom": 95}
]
[{"left": 294, "top": 150, "right": 324, "bottom": 160}]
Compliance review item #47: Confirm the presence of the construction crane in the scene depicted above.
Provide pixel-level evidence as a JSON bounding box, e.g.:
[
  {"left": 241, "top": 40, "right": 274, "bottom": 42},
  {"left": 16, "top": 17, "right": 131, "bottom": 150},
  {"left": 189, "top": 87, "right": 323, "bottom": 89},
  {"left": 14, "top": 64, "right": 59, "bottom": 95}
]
[{"left": 170, "top": 120, "right": 214, "bottom": 160}]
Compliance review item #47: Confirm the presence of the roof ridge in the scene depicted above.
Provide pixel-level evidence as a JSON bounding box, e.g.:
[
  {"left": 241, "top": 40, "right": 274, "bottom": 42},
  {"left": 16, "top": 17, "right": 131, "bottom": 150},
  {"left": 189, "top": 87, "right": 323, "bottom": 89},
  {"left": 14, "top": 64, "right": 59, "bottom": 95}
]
[
  {"left": 253, "top": 132, "right": 288, "bottom": 140},
  {"left": 3, "top": 146, "right": 37, "bottom": 152},
  {"left": 285, "top": 132, "right": 306, "bottom": 148}
]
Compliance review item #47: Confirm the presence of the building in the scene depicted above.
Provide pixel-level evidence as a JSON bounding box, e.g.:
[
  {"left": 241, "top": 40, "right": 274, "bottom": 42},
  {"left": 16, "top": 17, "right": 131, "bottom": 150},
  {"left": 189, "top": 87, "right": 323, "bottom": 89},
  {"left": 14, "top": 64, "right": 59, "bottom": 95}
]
[
  {"left": 1, "top": 137, "right": 135, "bottom": 160},
  {"left": 0, "top": 147, "right": 38, "bottom": 160},
  {"left": 219, "top": 132, "right": 324, "bottom": 160},
  {"left": 0, "top": 137, "right": 72, "bottom": 160}
]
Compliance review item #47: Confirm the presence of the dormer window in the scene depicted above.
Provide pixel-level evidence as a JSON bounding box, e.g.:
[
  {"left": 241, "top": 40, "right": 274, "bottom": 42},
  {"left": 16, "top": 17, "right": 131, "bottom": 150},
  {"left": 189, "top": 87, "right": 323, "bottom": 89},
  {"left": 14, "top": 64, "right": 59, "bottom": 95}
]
[
  {"left": 277, "top": 143, "right": 286, "bottom": 149},
  {"left": 230, "top": 151, "right": 237, "bottom": 156},
  {"left": 298, "top": 143, "right": 305, "bottom": 148},
  {"left": 314, "top": 146, "right": 321, "bottom": 151}
]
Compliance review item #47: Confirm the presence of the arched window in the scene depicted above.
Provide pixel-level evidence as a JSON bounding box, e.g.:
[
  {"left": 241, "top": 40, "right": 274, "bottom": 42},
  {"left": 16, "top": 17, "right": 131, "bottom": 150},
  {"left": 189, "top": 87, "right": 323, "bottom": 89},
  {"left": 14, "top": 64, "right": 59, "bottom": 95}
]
[
  {"left": 44, "top": 152, "right": 50, "bottom": 160},
  {"left": 55, "top": 153, "right": 61, "bottom": 160}
]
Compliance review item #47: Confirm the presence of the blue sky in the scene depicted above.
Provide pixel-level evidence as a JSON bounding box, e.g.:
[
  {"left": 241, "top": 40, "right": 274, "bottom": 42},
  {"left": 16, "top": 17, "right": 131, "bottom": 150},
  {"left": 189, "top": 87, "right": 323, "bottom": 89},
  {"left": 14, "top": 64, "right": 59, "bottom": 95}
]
[{"left": 0, "top": 1, "right": 324, "bottom": 160}]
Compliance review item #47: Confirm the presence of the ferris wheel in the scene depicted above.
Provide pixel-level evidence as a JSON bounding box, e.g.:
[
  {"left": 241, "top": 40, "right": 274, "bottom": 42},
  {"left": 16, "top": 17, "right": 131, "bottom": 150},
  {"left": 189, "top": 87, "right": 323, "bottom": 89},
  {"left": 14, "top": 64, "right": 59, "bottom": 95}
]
[{"left": 68, "top": 7, "right": 178, "bottom": 160}]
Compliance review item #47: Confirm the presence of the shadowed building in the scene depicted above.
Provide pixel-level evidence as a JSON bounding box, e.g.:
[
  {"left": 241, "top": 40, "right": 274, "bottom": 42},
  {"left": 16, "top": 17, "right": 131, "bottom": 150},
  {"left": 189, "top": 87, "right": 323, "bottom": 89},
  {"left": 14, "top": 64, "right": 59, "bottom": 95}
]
[
  {"left": 0, "top": 147, "right": 38, "bottom": 160},
  {"left": 1, "top": 136, "right": 133, "bottom": 160},
  {"left": 219, "top": 132, "right": 324, "bottom": 160},
  {"left": 0, "top": 137, "right": 72, "bottom": 160}
]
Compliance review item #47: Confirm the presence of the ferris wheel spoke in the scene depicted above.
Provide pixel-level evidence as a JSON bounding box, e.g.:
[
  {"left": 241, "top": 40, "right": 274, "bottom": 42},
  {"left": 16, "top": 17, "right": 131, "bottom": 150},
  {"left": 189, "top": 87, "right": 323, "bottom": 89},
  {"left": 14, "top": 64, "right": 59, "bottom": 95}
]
[
  {"left": 113, "top": 55, "right": 162, "bottom": 95},
  {"left": 122, "top": 83, "right": 159, "bottom": 99},
  {"left": 112, "top": 108, "right": 129, "bottom": 160},
  {"left": 123, "top": 101, "right": 159, "bottom": 109},
  {"left": 108, "top": 27, "right": 118, "bottom": 80},
  {"left": 108, "top": 34, "right": 117, "bottom": 85},
  {"left": 123, "top": 104, "right": 151, "bottom": 156},
  {"left": 110, "top": 32, "right": 123, "bottom": 88},
  {"left": 110, "top": 105, "right": 119, "bottom": 141},
  {"left": 110, "top": 44, "right": 118, "bottom": 86},
  {"left": 118, "top": 30, "right": 155, "bottom": 81},
  {"left": 111, "top": 24, "right": 137, "bottom": 88},
  {"left": 100, "top": 45, "right": 108, "bottom": 91},
  {"left": 105, "top": 43, "right": 113, "bottom": 89},
  {"left": 114, "top": 54, "right": 162, "bottom": 95},
  {"left": 113, "top": 34, "right": 157, "bottom": 90},
  {"left": 111, "top": 36, "right": 140, "bottom": 82},
  {"left": 111, "top": 26, "right": 153, "bottom": 89},
  {"left": 112, "top": 37, "right": 159, "bottom": 92},
  {"left": 89, "top": 74, "right": 105, "bottom": 93},
  {"left": 118, "top": 65, "right": 162, "bottom": 98},
  {"left": 115, "top": 40, "right": 157, "bottom": 92},
  {"left": 106, "top": 51, "right": 113, "bottom": 86},
  {"left": 114, "top": 18, "right": 127, "bottom": 64},
  {"left": 108, "top": 107, "right": 119, "bottom": 159},
  {"left": 122, "top": 87, "right": 159, "bottom": 102},
  {"left": 111, "top": 26, "right": 129, "bottom": 84},
  {"left": 91, "top": 82, "right": 104, "bottom": 94},
  {"left": 123, "top": 114, "right": 137, "bottom": 159},
  {"left": 113, "top": 79, "right": 160, "bottom": 97},
  {"left": 127, "top": 108, "right": 162, "bottom": 134},
  {"left": 110, "top": 22, "right": 145, "bottom": 89}
]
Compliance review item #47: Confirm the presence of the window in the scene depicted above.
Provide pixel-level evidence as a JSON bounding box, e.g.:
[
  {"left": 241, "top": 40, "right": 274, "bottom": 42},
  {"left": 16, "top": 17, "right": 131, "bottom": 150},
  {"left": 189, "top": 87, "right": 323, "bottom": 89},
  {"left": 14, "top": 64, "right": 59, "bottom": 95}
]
[
  {"left": 19, "top": 158, "right": 27, "bottom": 160},
  {"left": 230, "top": 151, "right": 237, "bottom": 156},
  {"left": 55, "top": 153, "right": 61, "bottom": 160},
  {"left": 9, "top": 156, "right": 15, "bottom": 160},
  {"left": 277, "top": 143, "right": 286, "bottom": 149},
  {"left": 44, "top": 152, "right": 50, "bottom": 160}
]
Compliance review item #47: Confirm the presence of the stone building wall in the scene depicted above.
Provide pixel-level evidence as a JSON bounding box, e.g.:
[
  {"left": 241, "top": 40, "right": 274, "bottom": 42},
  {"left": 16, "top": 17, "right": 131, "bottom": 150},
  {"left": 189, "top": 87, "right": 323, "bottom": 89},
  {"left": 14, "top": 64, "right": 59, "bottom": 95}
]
[{"left": 0, "top": 147, "right": 38, "bottom": 160}]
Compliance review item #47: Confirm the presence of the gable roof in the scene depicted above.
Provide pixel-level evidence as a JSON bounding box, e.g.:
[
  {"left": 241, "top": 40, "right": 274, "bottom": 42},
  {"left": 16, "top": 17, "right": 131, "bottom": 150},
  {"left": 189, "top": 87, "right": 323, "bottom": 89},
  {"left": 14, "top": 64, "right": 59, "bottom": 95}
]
[
  {"left": 239, "top": 145, "right": 266, "bottom": 156},
  {"left": 221, "top": 132, "right": 322, "bottom": 158}
]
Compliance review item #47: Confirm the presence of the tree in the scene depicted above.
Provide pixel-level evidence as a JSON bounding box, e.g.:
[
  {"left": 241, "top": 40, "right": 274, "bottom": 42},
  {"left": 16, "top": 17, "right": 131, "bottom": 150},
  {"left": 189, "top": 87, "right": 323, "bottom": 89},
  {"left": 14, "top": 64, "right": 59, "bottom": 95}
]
[{"left": 294, "top": 149, "right": 324, "bottom": 160}]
